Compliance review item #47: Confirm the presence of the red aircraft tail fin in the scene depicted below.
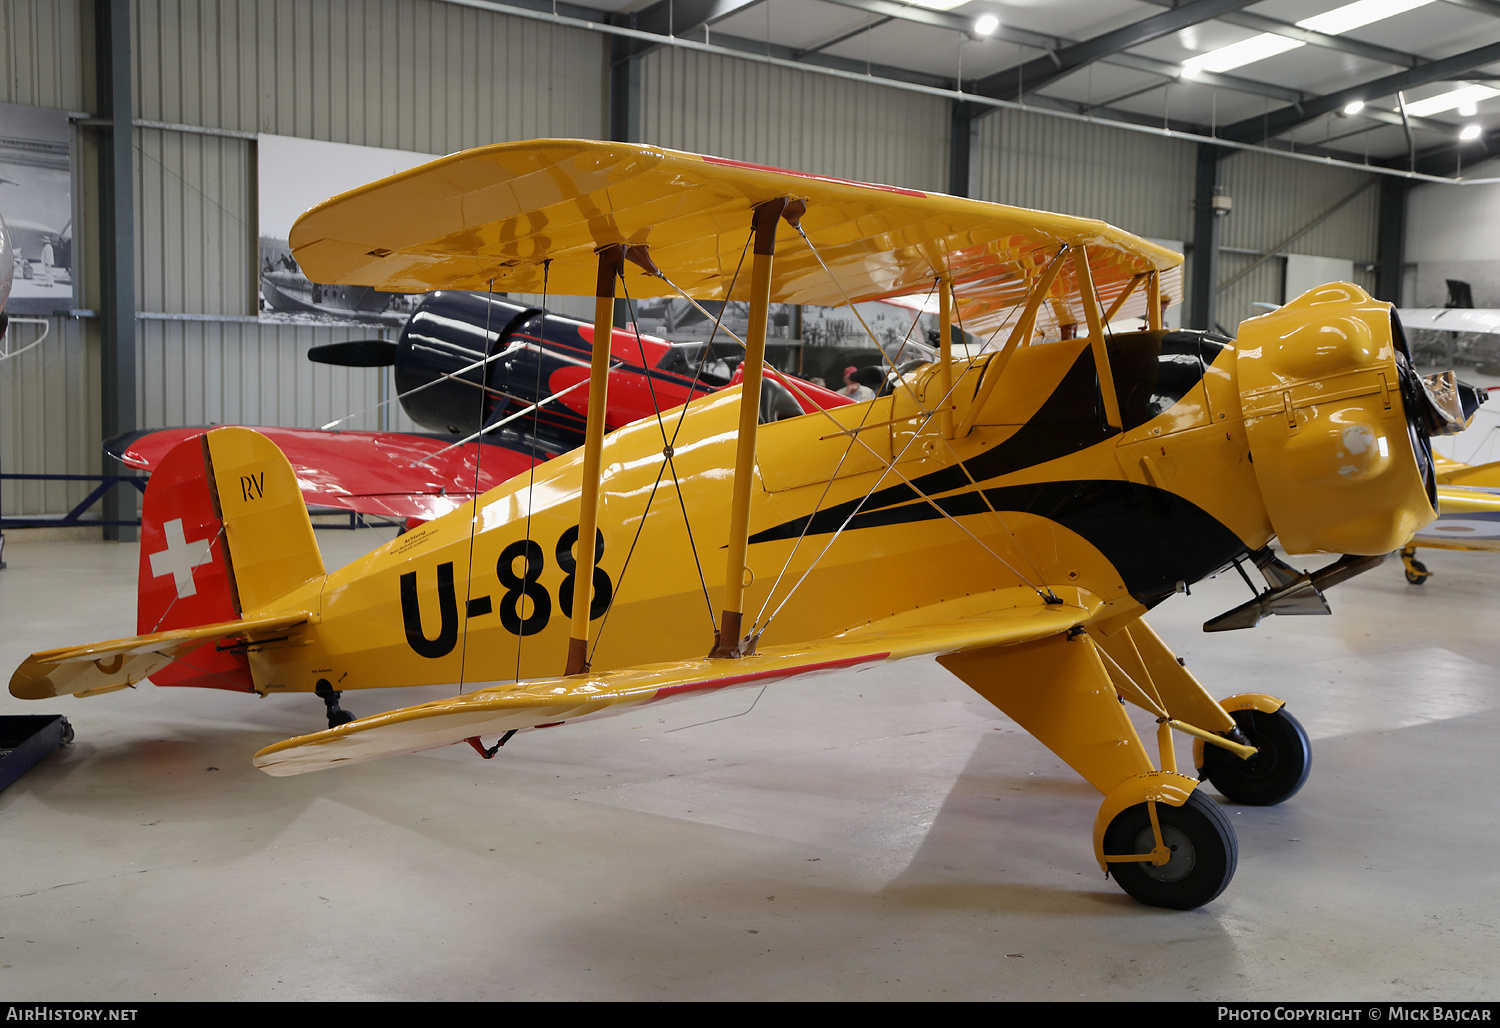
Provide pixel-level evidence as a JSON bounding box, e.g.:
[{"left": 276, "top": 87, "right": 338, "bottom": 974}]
[{"left": 137, "top": 428, "right": 325, "bottom": 691}]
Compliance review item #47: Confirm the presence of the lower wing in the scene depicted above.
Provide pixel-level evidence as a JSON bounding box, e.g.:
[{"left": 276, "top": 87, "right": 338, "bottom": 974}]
[
  {"left": 1411, "top": 483, "right": 1500, "bottom": 551},
  {"left": 253, "top": 587, "right": 1102, "bottom": 776}
]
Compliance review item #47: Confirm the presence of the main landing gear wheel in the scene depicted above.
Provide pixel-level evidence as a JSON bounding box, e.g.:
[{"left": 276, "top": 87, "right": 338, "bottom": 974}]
[
  {"left": 1401, "top": 546, "right": 1431, "bottom": 586},
  {"left": 1103, "top": 790, "right": 1237, "bottom": 910},
  {"left": 1200, "top": 706, "right": 1311, "bottom": 806}
]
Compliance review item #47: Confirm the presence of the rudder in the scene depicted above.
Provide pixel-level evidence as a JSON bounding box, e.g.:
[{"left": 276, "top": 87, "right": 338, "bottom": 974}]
[
  {"left": 201, "top": 426, "right": 325, "bottom": 612},
  {"left": 137, "top": 427, "right": 324, "bottom": 691}
]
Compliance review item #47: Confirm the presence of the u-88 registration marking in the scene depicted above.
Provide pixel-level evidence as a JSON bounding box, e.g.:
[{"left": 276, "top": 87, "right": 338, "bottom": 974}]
[{"left": 400, "top": 525, "right": 614, "bottom": 657}]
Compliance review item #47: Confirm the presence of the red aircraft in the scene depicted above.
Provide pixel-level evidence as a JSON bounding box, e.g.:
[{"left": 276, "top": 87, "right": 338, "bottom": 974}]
[{"left": 108, "top": 291, "right": 853, "bottom": 523}]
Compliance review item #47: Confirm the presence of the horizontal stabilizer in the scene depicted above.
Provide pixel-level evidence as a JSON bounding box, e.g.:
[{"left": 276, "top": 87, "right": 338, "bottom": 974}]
[
  {"left": 10, "top": 612, "right": 312, "bottom": 700},
  {"left": 254, "top": 587, "right": 1099, "bottom": 776}
]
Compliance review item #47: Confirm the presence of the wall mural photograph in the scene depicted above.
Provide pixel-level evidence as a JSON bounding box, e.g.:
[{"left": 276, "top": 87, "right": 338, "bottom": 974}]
[
  {"left": 257, "top": 133, "right": 436, "bottom": 326},
  {"left": 0, "top": 101, "right": 72, "bottom": 316}
]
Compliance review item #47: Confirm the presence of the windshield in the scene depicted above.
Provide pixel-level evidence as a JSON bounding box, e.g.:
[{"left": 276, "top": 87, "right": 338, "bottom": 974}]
[{"left": 654, "top": 340, "right": 735, "bottom": 386}]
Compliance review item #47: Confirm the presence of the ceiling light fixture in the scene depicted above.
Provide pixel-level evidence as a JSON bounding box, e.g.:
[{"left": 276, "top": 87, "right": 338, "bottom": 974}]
[
  {"left": 1460, "top": 123, "right": 1483, "bottom": 141},
  {"left": 973, "top": 14, "right": 999, "bottom": 37},
  {"left": 1180, "top": 0, "right": 1434, "bottom": 77},
  {"left": 1343, "top": 100, "right": 1366, "bottom": 115},
  {"left": 1406, "top": 84, "right": 1500, "bottom": 118},
  {"left": 1296, "top": 0, "right": 1433, "bottom": 35},
  {"left": 1181, "top": 34, "right": 1301, "bottom": 77},
  {"left": 1459, "top": 100, "right": 1479, "bottom": 117}
]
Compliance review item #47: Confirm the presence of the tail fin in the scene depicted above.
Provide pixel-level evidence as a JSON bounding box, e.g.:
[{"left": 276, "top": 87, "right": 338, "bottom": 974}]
[
  {"left": 200, "top": 427, "right": 325, "bottom": 611},
  {"left": 135, "top": 427, "right": 324, "bottom": 692},
  {"left": 11, "top": 428, "right": 323, "bottom": 699}
]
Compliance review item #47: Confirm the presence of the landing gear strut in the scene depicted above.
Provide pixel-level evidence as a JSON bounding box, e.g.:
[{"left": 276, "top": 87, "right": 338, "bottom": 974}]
[
  {"left": 315, "top": 679, "right": 355, "bottom": 729},
  {"left": 1200, "top": 705, "right": 1311, "bottom": 806},
  {"left": 1400, "top": 545, "right": 1431, "bottom": 586}
]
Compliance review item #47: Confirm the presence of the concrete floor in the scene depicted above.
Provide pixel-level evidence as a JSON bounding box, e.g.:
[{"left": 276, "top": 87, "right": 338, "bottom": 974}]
[{"left": 1, "top": 528, "right": 1496, "bottom": 1001}]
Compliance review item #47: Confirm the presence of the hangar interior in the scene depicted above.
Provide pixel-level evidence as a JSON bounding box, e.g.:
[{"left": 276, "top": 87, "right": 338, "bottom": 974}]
[{"left": 2, "top": 0, "right": 1499, "bottom": 1001}]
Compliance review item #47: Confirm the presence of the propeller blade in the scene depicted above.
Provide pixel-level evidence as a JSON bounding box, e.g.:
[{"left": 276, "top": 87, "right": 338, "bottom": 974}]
[{"left": 307, "top": 340, "right": 398, "bottom": 367}]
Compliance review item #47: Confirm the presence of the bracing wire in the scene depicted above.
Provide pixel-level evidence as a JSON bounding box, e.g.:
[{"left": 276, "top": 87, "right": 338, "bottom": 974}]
[
  {"left": 931, "top": 275, "right": 1058, "bottom": 599},
  {"left": 751, "top": 384, "right": 1055, "bottom": 642},
  {"left": 146, "top": 526, "right": 231, "bottom": 634},
  {"left": 746, "top": 258, "right": 1097, "bottom": 638},
  {"left": 515, "top": 261, "right": 552, "bottom": 684},
  {"left": 792, "top": 223, "right": 931, "bottom": 413},
  {"left": 457, "top": 281, "right": 501, "bottom": 692},
  {"left": 405, "top": 378, "right": 590, "bottom": 468},
  {"left": 586, "top": 233, "right": 759, "bottom": 657},
  {"left": 319, "top": 346, "right": 524, "bottom": 431},
  {"left": 583, "top": 278, "right": 687, "bottom": 662},
  {"left": 746, "top": 279, "right": 942, "bottom": 633}
]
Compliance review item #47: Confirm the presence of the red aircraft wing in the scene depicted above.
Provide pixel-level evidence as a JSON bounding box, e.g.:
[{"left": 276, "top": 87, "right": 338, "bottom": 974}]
[{"left": 108, "top": 426, "right": 542, "bottom": 522}]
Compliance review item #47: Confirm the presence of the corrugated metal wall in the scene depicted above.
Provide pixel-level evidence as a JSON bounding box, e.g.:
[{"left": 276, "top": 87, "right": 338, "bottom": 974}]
[
  {"left": 2, "top": 0, "right": 605, "bottom": 518},
  {"left": 971, "top": 110, "right": 1196, "bottom": 244},
  {"left": 0, "top": 0, "right": 86, "bottom": 111},
  {"left": 1, "top": 0, "right": 93, "bottom": 518},
  {"left": 1214, "top": 149, "right": 1379, "bottom": 334},
  {"left": 639, "top": 47, "right": 949, "bottom": 194},
  {"left": 972, "top": 113, "right": 1381, "bottom": 335},
  {"left": 2, "top": 0, "right": 1391, "bottom": 519}
]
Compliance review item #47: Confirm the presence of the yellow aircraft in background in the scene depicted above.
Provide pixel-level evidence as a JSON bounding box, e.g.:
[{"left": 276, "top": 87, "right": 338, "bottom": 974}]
[
  {"left": 10, "top": 140, "right": 1477, "bottom": 909},
  {"left": 1400, "top": 456, "right": 1500, "bottom": 583}
]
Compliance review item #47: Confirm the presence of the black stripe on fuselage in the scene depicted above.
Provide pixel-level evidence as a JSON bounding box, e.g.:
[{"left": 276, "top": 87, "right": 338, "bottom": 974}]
[
  {"left": 751, "top": 479, "right": 1245, "bottom": 606},
  {"left": 774, "top": 331, "right": 1230, "bottom": 533},
  {"left": 747, "top": 331, "right": 1243, "bottom": 603}
]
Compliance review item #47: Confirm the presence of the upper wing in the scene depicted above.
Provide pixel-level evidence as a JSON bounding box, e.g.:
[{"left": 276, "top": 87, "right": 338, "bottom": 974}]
[
  {"left": 289, "top": 139, "right": 1181, "bottom": 338},
  {"left": 1398, "top": 308, "right": 1500, "bottom": 335},
  {"left": 253, "top": 587, "right": 1101, "bottom": 776},
  {"left": 108, "top": 426, "right": 541, "bottom": 522}
]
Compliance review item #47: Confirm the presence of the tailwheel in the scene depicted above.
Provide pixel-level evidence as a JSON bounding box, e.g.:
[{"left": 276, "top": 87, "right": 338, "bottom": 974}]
[
  {"left": 1200, "top": 706, "right": 1311, "bottom": 806},
  {"left": 1103, "top": 790, "right": 1237, "bottom": 910},
  {"left": 1401, "top": 545, "right": 1431, "bottom": 586},
  {"left": 314, "top": 679, "right": 356, "bottom": 729}
]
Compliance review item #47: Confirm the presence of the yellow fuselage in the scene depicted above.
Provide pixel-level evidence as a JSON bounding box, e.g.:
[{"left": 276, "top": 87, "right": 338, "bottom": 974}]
[{"left": 239, "top": 339, "right": 1247, "bottom": 694}]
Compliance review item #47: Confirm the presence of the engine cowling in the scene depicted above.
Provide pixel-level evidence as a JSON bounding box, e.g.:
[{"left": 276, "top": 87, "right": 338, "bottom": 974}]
[{"left": 1236, "top": 282, "right": 1438, "bottom": 556}]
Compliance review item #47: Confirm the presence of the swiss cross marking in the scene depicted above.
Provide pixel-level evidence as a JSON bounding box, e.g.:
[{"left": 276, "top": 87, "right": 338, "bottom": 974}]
[
  {"left": 148, "top": 518, "right": 215, "bottom": 598},
  {"left": 240, "top": 471, "right": 265, "bottom": 502}
]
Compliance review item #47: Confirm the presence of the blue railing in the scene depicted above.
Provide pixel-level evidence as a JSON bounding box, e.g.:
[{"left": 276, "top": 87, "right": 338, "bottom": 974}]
[{"left": 0, "top": 473, "right": 146, "bottom": 528}]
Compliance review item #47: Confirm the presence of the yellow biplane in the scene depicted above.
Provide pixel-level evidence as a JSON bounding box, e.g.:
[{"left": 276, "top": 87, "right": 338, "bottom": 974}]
[{"left": 10, "top": 140, "right": 1474, "bottom": 908}]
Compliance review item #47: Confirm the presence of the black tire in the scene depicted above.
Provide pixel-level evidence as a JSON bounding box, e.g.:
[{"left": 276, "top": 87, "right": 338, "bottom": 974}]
[
  {"left": 1103, "top": 790, "right": 1237, "bottom": 909},
  {"left": 1404, "top": 559, "right": 1430, "bottom": 585},
  {"left": 1200, "top": 706, "right": 1311, "bottom": 806}
]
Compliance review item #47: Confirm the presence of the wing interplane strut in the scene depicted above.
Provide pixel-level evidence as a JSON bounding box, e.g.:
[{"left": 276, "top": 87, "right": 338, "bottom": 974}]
[{"left": 583, "top": 257, "right": 740, "bottom": 666}]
